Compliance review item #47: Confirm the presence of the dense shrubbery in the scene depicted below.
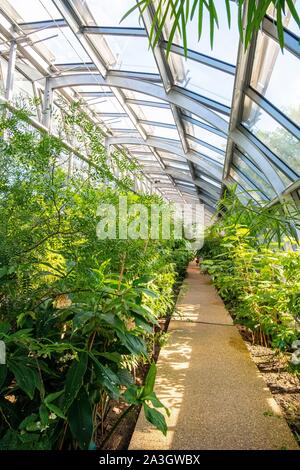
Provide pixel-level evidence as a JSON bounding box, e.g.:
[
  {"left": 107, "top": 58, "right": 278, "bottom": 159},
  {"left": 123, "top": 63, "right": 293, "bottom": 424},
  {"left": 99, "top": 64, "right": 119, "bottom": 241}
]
[
  {"left": 0, "top": 108, "right": 191, "bottom": 449},
  {"left": 200, "top": 187, "right": 300, "bottom": 350}
]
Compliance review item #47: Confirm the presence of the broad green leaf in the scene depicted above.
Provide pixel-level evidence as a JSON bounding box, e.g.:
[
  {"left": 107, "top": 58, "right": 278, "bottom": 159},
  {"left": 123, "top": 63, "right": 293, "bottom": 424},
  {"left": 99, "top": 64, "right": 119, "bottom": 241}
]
[
  {"left": 8, "top": 358, "right": 40, "bottom": 400},
  {"left": 44, "top": 389, "right": 64, "bottom": 404},
  {"left": 39, "top": 404, "right": 49, "bottom": 427},
  {"left": 143, "top": 362, "right": 157, "bottom": 397},
  {"left": 117, "top": 331, "right": 147, "bottom": 355},
  {"left": 46, "top": 403, "right": 66, "bottom": 419},
  {"left": 123, "top": 385, "right": 138, "bottom": 404},
  {"left": 144, "top": 391, "right": 170, "bottom": 416},
  {"left": 63, "top": 352, "right": 88, "bottom": 411},
  {"left": 143, "top": 403, "right": 167, "bottom": 436},
  {"left": 68, "top": 387, "right": 93, "bottom": 450},
  {"left": 98, "top": 351, "right": 122, "bottom": 364},
  {"left": 117, "top": 368, "right": 134, "bottom": 386}
]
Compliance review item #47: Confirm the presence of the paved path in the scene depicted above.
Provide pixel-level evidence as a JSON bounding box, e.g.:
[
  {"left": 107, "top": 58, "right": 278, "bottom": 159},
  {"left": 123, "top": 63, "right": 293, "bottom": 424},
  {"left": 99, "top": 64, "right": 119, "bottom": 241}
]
[{"left": 129, "top": 262, "right": 298, "bottom": 450}]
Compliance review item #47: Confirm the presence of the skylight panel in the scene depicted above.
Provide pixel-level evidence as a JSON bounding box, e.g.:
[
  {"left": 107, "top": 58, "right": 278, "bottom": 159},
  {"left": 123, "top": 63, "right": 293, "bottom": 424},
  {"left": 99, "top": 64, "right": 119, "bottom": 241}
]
[
  {"left": 188, "top": 139, "right": 225, "bottom": 163},
  {"left": 28, "top": 27, "right": 90, "bottom": 63},
  {"left": 251, "top": 31, "right": 300, "bottom": 127},
  {"left": 82, "top": 0, "right": 142, "bottom": 28},
  {"left": 169, "top": 53, "right": 235, "bottom": 107},
  {"left": 129, "top": 104, "right": 174, "bottom": 124},
  {"left": 11, "top": 0, "right": 61, "bottom": 21},
  {"left": 143, "top": 125, "right": 180, "bottom": 141},
  {"left": 163, "top": 0, "right": 239, "bottom": 65},
  {"left": 103, "top": 36, "right": 158, "bottom": 74},
  {"left": 184, "top": 122, "right": 227, "bottom": 150}
]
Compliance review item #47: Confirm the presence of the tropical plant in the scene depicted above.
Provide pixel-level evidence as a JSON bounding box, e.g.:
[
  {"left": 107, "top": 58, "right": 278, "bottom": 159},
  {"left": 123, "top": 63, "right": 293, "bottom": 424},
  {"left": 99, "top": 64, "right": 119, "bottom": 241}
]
[
  {"left": 124, "top": 0, "right": 300, "bottom": 54},
  {"left": 199, "top": 185, "right": 300, "bottom": 350},
  {"left": 0, "top": 105, "right": 191, "bottom": 449}
]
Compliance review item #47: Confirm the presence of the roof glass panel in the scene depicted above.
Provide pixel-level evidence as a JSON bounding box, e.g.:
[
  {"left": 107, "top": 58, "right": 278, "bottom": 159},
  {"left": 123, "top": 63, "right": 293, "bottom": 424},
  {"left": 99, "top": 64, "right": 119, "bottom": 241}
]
[
  {"left": 199, "top": 175, "right": 222, "bottom": 188},
  {"left": 242, "top": 96, "right": 300, "bottom": 174},
  {"left": 176, "top": 181, "right": 196, "bottom": 188},
  {"left": 104, "top": 36, "right": 158, "bottom": 74},
  {"left": 158, "top": 151, "right": 186, "bottom": 162},
  {"left": 267, "top": 1, "right": 300, "bottom": 37},
  {"left": 229, "top": 168, "right": 266, "bottom": 203},
  {"left": 166, "top": 0, "right": 239, "bottom": 64},
  {"left": 13, "top": 69, "right": 34, "bottom": 99},
  {"left": 89, "top": 97, "right": 125, "bottom": 114},
  {"left": 11, "top": 0, "right": 61, "bottom": 21},
  {"left": 143, "top": 125, "right": 180, "bottom": 141},
  {"left": 251, "top": 31, "right": 300, "bottom": 127},
  {"left": 169, "top": 52, "right": 235, "bottom": 106},
  {"left": 166, "top": 162, "right": 189, "bottom": 170},
  {"left": 129, "top": 104, "right": 174, "bottom": 124},
  {"left": 29, "top": 27, "right": 90, "bottom": 63},
  {"left": 187, "top": 139, "right": 225, "bottom": 163},
  {"left": 184, "top": 122, "right": 227, "bottom": 150},
  {"left": 83, "top": 0, "right": 141, "bottom": 27},
  {"left": 123, "top": 90, "right": 166, "bottom": 104},
  {"left": 108, "top": 119, "right": 135, "bottom": 129},
  {"left": 232, "top": 151, "right": 276, "bottom": 199}
]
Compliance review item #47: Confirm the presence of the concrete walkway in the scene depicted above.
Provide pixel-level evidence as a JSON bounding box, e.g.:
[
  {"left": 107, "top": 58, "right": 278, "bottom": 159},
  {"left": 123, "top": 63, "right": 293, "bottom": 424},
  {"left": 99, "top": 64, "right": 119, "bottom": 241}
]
[{"left": 129, "top": 262, "right": 298, "bottom": 450}]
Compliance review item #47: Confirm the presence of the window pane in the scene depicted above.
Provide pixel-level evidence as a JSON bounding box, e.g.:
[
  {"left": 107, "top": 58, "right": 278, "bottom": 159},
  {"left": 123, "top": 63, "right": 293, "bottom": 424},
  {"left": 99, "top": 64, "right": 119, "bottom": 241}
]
[
  {"left": 251, "top": 31, "right": 300, "bottom": 127},
  {"left": 166, "top": 0, "right": 239, "bottom": 64},
  {"left": 232, "top": 152, "right": 276, "bottom": 199},
  {"left": 166, "top": 162, "right": 189, "bottom": 170},
  {"left": 188, "top": 139, "right": 224, "bottom": 163},
  {"left": 158, "top": 151, "right": 186, "bottom": 163},
  {"left": 143, "top": 125, "right": 179, "bottom": 141},
  {"left": 31, "top": 27, "right": 90, "bottom": 63},
  {"left": 184, "top": 122, "right": 227, "bottom": 150},
  {"left": 129, "top": 104, "right": 175, "bottom": 124},
  {"left": 10, "top": 0, "right": 61, "bottom": 21},
  {"left": 267, "top": 1, "right": 300, "bottom": 37},
  {"left": 104, "top": 36, "right": 158, "bottom": 74},
  {"left": 230, "top": 168, "right": 266, "bottom": 202},
  {"left": 199, "top": 174, "right": 222, "bottom": 188},
  {"left": 82, "top": 0, "right": 142, "bottom": 27},
  {"left": 169, "top": 52, "right": 234, "bottom": 106},
  {"left": 242, "top": 97, "right": 300, "bottom": 174}
]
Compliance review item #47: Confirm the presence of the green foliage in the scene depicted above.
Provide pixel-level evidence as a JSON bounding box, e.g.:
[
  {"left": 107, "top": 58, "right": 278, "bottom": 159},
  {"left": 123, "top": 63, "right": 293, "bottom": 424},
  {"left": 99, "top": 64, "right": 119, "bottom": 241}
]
[
  {"left": 199, "top": 186, "right": 300, "bottom": 350},
  {"left": 124, "top": 362, "right": 169, "bottom": 436},
  {"left": 0, "top": 107, "right": 191, "bottom": 449},
  {"left": 123, "top": 1, "right": 300, "bottom": 55}
]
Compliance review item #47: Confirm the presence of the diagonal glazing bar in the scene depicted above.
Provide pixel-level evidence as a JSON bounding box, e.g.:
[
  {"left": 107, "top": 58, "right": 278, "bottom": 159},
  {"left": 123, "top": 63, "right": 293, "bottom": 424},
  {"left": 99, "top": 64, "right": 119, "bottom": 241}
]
[
  {"left": 161, "top": 42, "right": 236, "bottom": 75},
  {"left": 81, "top": 26, "right": 147, "bottom": 36}
]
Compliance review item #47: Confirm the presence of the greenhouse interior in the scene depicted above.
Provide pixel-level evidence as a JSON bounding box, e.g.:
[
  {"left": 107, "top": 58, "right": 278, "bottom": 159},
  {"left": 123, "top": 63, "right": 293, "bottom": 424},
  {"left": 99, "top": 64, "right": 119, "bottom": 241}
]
[{"left": 0, "top": 0, "right": 299, "bottom": 457}]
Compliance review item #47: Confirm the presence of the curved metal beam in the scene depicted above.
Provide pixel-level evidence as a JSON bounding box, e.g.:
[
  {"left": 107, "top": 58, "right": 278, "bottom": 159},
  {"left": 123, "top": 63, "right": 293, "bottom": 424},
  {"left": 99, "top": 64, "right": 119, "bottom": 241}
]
[
  {"left": 48, "top": 73, "right": 229, "bottom": 134},
  {"left": 231, "top": 129, "right": 286, "bottom": 194},
  {"left": 45, "top": 72, "right": 283, "bottom": 196},
  {"left": 105, "top": 135, "right": 223, "bottom": 180}
]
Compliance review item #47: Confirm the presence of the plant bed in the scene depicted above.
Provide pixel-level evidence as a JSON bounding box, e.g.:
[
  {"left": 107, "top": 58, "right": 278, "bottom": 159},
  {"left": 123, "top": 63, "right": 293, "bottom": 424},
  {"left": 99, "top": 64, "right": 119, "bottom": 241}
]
[
  {"left": 95, "top": 276, "right": 185, "bottom": 450},
  {"left": 237, "top": 324, "right": 300, "bottom": 447}
]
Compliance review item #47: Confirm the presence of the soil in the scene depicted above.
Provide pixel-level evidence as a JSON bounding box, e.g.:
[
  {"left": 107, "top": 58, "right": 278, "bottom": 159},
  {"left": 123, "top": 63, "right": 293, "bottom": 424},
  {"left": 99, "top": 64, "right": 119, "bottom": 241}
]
[{"left": 237, "top": 324, "right": 300, "bottom": 447}]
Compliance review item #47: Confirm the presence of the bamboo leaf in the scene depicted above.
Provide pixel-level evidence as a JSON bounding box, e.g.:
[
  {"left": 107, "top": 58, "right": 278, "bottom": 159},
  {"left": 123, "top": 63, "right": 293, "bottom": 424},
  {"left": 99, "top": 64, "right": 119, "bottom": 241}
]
[
  {"left": 276, "top": 3, "right": 284, "bottom": 49},
  {"left": 225, "top": 0, "right": 231, "bottom": 27}
]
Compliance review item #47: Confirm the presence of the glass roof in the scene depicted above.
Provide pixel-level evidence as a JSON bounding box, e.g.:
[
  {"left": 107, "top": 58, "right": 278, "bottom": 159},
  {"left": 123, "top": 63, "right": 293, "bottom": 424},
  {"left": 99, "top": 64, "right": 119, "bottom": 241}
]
[{"left": 0, "top": 0, "right": 299, "bottom": 213}]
